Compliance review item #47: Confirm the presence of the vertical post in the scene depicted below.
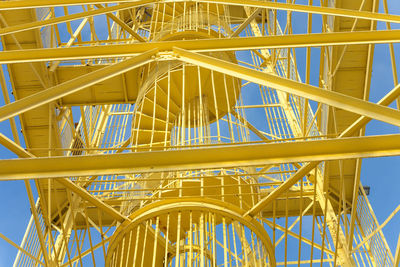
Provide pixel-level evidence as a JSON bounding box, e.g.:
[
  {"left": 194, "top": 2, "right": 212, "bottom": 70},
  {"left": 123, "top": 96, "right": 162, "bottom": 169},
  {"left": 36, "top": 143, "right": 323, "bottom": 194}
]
[
  {"left": 394, "top": 234, "right": 400, "bottom": 267},
  {"left": 314, "top": 173, "right": 355, "bottom": 267}
]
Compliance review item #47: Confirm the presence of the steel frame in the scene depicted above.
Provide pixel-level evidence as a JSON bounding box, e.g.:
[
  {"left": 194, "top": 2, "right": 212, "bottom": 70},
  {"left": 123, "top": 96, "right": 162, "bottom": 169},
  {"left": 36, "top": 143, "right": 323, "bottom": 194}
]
[{"left": 0, "top": 0, "right": 399, "bottom": 266}]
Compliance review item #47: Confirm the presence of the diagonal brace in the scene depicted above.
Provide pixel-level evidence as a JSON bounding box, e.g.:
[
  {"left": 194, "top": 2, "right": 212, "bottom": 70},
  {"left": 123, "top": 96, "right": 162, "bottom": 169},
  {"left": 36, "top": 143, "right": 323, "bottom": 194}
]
[
  {"left": 173, "top": 47, "right": 400, "bottom": 127},
  {"left": 230, "top": 8, "right": 262, "bottom": 37},
  {"left": 0, "top": 133, "right": 128, "bottom": 223},
  {"left": 244, "top": 82, "right": 400, "bottom": 217},
  {"left": 0, "top": 49, "right": 157, "bottom": 123}
]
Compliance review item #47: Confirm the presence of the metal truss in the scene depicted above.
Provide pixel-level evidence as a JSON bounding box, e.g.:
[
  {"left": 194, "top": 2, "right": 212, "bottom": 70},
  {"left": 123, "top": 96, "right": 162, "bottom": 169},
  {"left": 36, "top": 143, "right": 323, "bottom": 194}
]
[{"left": 0, "top": 0, "right": 399, "bottom": 266}]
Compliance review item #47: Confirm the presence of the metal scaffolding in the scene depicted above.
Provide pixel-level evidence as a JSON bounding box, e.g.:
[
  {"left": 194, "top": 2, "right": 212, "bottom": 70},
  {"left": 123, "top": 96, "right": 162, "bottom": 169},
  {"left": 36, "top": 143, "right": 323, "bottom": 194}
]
[{"left": 0, "top": 0, "right": 399, "bottom": 266}]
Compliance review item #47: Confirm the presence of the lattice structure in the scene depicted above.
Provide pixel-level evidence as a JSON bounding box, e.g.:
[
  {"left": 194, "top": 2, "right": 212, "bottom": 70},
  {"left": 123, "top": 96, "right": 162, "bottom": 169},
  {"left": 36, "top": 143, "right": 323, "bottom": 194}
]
[{"left": 0, "top": 0, "right": 399, "bottom": 266}]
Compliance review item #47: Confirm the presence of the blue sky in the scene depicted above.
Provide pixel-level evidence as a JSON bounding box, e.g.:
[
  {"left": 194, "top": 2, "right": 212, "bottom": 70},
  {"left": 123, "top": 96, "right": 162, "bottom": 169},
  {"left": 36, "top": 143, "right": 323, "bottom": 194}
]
[
  {"left": 360, "top": 0, "right": 400, "bottom": 255},
  {"left": 0, "top": 1, "right": 400, "bottom": 266}
]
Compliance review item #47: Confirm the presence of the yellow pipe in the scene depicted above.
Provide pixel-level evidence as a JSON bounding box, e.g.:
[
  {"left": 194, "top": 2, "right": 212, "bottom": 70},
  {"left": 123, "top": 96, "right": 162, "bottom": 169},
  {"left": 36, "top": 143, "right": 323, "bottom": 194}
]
[
  {"left": 174, "top": 47, "right": 400, "bottom": 127},
  {"left": 1, "top": 134, "right": 400, "bottom": 180},
  {"left": 0, "top": 30, "right": 399, "bottom": 63}
]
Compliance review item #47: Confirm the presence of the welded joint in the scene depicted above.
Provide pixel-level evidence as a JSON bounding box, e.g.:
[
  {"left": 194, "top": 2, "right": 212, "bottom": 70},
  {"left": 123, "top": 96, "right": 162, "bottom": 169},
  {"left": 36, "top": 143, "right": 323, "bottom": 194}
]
[{"left": 156, "top": 51, "right": 175, "bottom": 61}]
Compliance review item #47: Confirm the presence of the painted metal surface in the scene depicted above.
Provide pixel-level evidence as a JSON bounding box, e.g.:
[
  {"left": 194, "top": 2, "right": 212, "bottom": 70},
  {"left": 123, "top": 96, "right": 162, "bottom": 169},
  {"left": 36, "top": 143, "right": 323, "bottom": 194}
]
[{"left": 0, "top": 0, "right": 398, "bottom": 266}]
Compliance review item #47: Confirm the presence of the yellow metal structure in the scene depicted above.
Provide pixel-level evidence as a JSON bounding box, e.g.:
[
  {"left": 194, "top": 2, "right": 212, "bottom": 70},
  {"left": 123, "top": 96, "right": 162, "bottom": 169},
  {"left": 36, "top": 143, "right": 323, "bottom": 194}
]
[{"left": 0, "top": 0, "right": 399, "bottom": 266}]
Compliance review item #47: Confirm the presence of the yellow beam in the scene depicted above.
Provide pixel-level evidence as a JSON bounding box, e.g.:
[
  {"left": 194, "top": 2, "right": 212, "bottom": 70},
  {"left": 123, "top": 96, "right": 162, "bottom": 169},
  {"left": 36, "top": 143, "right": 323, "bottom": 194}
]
[
  {"left": 0, "top": 133, "right": 128, "bottom": 222},
  {"left": 245, "top": 163, "right": 317, "bottom": 216},
  {"left": 0, "top": 133, "right": 35, "bottom": 158},
  {"left": 0, "top": 49, "right": 156, "bottom": 123},
  {"left": 0, "top": 2, "right": 151, "bottom": 37},
  {"left": 0, "top": 0, "right": 132, "bottom": 9},
  {"left": 230, "top": 7, "right": 262, "bottom": 37},
  {"left": 231, "top": 109, "right": 269, "bottom": 141},
  {"left": 57, "top": 178, "right": 128, "bottom": 222},
  {"left": 245, "top": 82, "right": 400, "bottom": 217},
  {"left": 206, "top": 0, "right": 400, "bottom": 24},
  {"left": 94, "top": 4, "right": 146, "bottom": 42},
  {"left": 24, "top": 181, "right": 51, "bottom": 266},
  {"left": 1, "top": 134, "right": 400, "bottom": 180},
  {"left": 395, "top": 234, "right": 400, "bottom": 267},
  {"left": 352, "top": 203, "right": 400, "bottom": 253},
  {"left": 0, "top": 232, "right": 44, "bottom": 266},
  {"left": 174, "top": 48, "right": 400, "bottom": 127},
  {"left": 1, "top": 0, "right": 400, "bottom": 25},
  {"left": 342, "top": 85, "right": 400, "bottom": 137},
  {"left": 0, "top": 30, "right": 399, "bottom": 63}
]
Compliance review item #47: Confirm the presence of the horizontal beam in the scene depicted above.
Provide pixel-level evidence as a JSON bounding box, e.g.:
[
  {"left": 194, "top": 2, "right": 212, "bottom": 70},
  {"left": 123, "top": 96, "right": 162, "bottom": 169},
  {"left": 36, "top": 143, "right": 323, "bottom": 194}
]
[
  {"left": 174, "top": 47, "right": 400, "bottom": 127},
  {"left": 0, "top": 49, "right": 156, "bottom": 122},
  {"left": 0, "top": 0, "right": 125, "bottom": 9},
  {"left": 0, "top": 1, "right": 150, "bottom": 37},
  {"left": 0, "top": 30, "right": 399, "bottom": 64},
  {"left": 1, "top": 0, "right": 400, "bottom": 25},
  {"left": 208, "top": 0, "right": 400, "bottom": 24},
  {"left": 0, "top": 134, "right": 400, "bottom": 180}
]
